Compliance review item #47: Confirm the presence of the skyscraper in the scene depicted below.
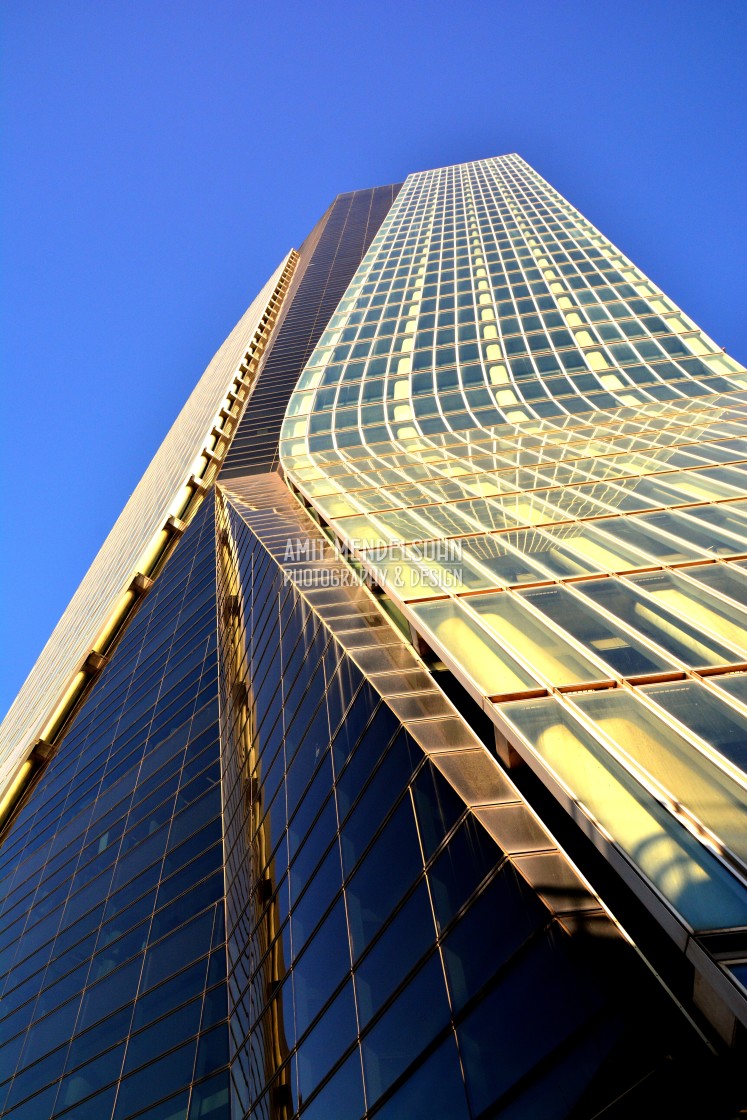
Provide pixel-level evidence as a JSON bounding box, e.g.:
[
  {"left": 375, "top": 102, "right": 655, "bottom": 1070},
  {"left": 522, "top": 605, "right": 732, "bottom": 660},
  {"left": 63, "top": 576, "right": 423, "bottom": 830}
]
[{"left": 0, "top": 156, "right": 745, "bottom": 1119}]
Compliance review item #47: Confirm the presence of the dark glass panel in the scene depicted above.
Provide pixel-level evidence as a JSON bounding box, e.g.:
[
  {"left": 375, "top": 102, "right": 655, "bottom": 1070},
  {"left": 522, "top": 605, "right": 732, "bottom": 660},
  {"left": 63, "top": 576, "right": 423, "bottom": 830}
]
[
  {"left": 441, "top": 860, "right": 547, "bottom": 1012},
  {"left": 428, "top": 816, "right": 503, "bottom": 931},
  {"left": 18, "top": 995, "right": 81, "bottom": 1067},
  {"left": 141, "top": 908, "right": 214, "bottom": 992},
  {"left": 339, "top": 732, "right": 420, "bottom": 876},
  {"left": 296, "top": 980, "right": 358, "bottom": 1103},
  {"left": 297, "top": 1047, "right": 365, "bottom": 1120},
  {"left": 354, "top": 880, "right": 435, "bottom": 1027},
  {"left": 293, "top": 896, "right": 351, "bottom": 1037},
  {"left": 290, "top": 843, "right": 343, "bottom": 954},
  {"left": 411, "top": 760, "right": 465, "bottom": 860},
  {"left": 457, "top": 927, "right": 604, "bottom": 1114},
  {"left": 54, "top": 1083, "right": 118, "bottom": 1120},
  {"left": 187, "top": 1071, "right": 230, "bottom": 1119},
  {"left": 372, "top": 1033, "right": 469, "bottom": 1120},
  {"left": 77, "top": 955, "right": 142, "bottom": 1031},
  {"left": 66, "top": 1003, "right": 133, "bottom": 1070},
  {"left": 193, "top": 1023, "right": 229, "bottom": 1081},
  {"left": 361, "top": 952, "right": 451, "bottom": 1106},
  {"left": 346, "top": 797, "right": 422, "bottom": 957},
  {"left": 123, "top": 998, "right": 202, "bottom": 1074},
  {"left": 54, "top": 1042, "right": 125, "bottom": 1112},
  {"left": 113, "top": 1041, "right": 197, "bottom": 1119}
]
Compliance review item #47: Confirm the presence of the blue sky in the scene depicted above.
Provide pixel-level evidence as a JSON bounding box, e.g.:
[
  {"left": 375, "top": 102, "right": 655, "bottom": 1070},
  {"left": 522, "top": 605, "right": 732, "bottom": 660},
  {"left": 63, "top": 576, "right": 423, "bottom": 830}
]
[{"left": 1, "top": 0, "right": 745, "bottom": 720}]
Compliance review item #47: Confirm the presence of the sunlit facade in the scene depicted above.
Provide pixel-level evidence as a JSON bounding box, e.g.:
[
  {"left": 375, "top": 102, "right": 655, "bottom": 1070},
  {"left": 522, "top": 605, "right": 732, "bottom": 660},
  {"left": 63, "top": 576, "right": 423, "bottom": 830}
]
[
  {"left": 281, "top": 155, "right": 747, "bottom": 1022},
  {"left": 0, "top": 158, "right": 744, "bottom": 1120}
]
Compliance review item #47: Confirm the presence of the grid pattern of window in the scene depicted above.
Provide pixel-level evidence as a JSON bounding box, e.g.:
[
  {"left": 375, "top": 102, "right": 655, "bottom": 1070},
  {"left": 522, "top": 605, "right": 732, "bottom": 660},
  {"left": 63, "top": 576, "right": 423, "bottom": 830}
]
[
  {"left": 0, "top": 500, "right": 230, "bottom": 1120},
  {"left": 214, "top": 475, "right": 718, "bottom": 1120},
  {"left": 220, "top": 185, "right": 401, "bottom": 478},
  {"left": 279, "top": 156, "right": 747, "bottom": 1006}
]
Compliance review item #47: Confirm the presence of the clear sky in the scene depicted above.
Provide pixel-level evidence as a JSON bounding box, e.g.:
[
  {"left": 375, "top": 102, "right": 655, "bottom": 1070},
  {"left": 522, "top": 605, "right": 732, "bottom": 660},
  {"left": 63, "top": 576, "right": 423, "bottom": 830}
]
[{"left": 1, "top": 0, "right": 745, "bottom": 721}]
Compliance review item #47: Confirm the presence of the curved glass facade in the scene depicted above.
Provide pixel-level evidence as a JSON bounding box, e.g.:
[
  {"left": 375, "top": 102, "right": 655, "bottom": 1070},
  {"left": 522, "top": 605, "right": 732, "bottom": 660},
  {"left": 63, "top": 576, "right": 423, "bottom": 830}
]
[{"left": 280, "top": 156, "right": 747, "bottom": 1011}]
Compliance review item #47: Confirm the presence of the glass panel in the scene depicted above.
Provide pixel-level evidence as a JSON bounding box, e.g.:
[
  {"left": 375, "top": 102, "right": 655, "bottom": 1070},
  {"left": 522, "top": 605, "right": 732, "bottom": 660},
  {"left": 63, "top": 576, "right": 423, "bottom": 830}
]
[
  {"left": 293, "top": 898, "right": 350, "bottom": 1038},
  {"left": 712, "top": 672, "right": 747, "bottom": 707},
  {"left": 428, "top": 817, "right": 502, "bottom": 932},
  {"left": 641, "top": 510, "right": 744, "bottom": 556},
  {"left": 193, "top": 1023, "right": 229, "bottom": 1081},
  {"left": 354, "top": 881, "right": 435, "bottom": 1027},
  {"left": 369, "top": 550, "right": 472, "bottom": 599},
  {"left": 345, "top": 797, "right": 422, "bottom": 957},
  {"left": 7, "top": 1086, "right": 59, "bottom": 1120},
  {"left": 494, "top": 1018, "right": 624, "bottom": 1120},
  {"left": 411, "top": 599, "right": 540, "bottom": 695},
  {"left": 441, "top": 862, "right": 546, "bottom": 1012},
  {"left": 371, "top": 1033, "right": 469, "bottom": 1120},
  {"left": 469, "top": 591, "right": 609, "bottom": 686},
  {"left": 685, "top": 500, "right": 747, "bottom": 544},
  {"left": 361, "top": 953, "right": 450, "bottom": 1106},
  {"left": 187, "top": 1071, "right": 230, "bottom": 1120},
  {"left": 55, "top": 1043, "right": 125, "bottom": 1112},
  {"left": 573, "top": 689, "right": 747, "bottom": 864},
  {"left": 296, "top": 1047, "right": 365, "bottom": 1120},
  {"left": 543, "top": 522, "right": 655, "bottom": 572},
  {"left": 457, "top": 928, "right": 597, "bottom": 1114},
  {"left": 598, "top": 515, "right": 705, "bottom": 563},
  {"left": 113, "top": 1041, "right": 196, "bottom": 1119},
  {"left": 457, "top": 533, "right": 550, "bottom": 586},
  {"left": 578, "top": 576, "right": 741, "bottom": 666},
  {"left": 501, "top": 697, "right": 747, "bottom": 930},
  {"left": 411, "top": 761, "right": 464, "bottom": 859},
  {"left": 296, "top": 981, "right": 357, "bottom": 1103},
  {"left": 522, "top": 585, "right": 671, "bottom": 676},
  {"left": 508, "top": 528, "right": 603, "bottom": 580},
  {"left": 644, "top": 681, "right": 747, "bottom": 775},
  {"left": 123, "top": 999, "right": 202, "bottom": 1074},
  {"left": 684, "top": 563, "right": 747, "bottom": 608},
  {"left": 55, "top": 1084, "right": 119, "bottom": 1120},
  {"left": 628, "top": 570, "right": 747, "bottom": 654}
]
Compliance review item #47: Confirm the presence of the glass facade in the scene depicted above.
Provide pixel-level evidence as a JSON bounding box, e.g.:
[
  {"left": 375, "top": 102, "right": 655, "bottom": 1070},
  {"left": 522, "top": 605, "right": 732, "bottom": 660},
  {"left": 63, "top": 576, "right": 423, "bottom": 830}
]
[
  {"left": 214, "top": 474, "right": 729, "bottom": 1118},
  {"left": 0, "top": 499, "right": 229, "bottom": 1119},
  {"left": 0, "top": 157, "right": 745, "bottom": 1118},
  {"left": 280, "top": 155, "right": 747, "bottom": 1031}
]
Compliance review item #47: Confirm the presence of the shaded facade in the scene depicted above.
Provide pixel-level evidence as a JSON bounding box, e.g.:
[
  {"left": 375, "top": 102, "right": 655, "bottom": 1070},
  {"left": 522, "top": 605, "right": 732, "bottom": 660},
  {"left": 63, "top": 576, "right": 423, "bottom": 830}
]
[{"left": 0, "top": 158, "right": 745, "bottom": 1119}]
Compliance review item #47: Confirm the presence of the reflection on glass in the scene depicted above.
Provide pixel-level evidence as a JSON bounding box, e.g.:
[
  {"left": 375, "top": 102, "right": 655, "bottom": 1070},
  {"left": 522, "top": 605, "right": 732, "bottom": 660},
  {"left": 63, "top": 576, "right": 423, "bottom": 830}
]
[
  {"left": 640, "top": 510, "right": 744, "bottom": 557},
  {"left": 684, "top": 563, "right": 747, "bottom": 608},
  {"left": 412, "top": 599, "right": 540, "bottom": 696},
  {"left": 599, "top": 515, "right": 703, "bottom": 563},
  {"left": 629, "top": 570, "right": 747, "bottom": 654},
  {"left": 459, "top": 534, "right": 550, "bottom": 585},
  {"left": 579, "top": 577, "right": 741, "bottom": 667},
  {"left": 543, "top": 522, "right": 655, "bottom": 573},
  {"left": 501, "top": 697, "right": 747, "bottom": 930},
  {"left": 369, "top": 553, "right": 467, "bottom": 601},
  {"left": 469, "top": 592, "right": 608, "bottom": 686},
  {"left": 521, "top": 585, "right": 671, "bottom": 677},
  {"left": 573, "top": 689, "right": 747, "bottom": 865},
  {"left": 644, "top": 681, "right": 747, "bottom": 775},
  {"left": 685, "top": 501, "right": 747, "bottom": 546},
  {"left": 712, "top": 673, "right": 747, "bottom": 708}
]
